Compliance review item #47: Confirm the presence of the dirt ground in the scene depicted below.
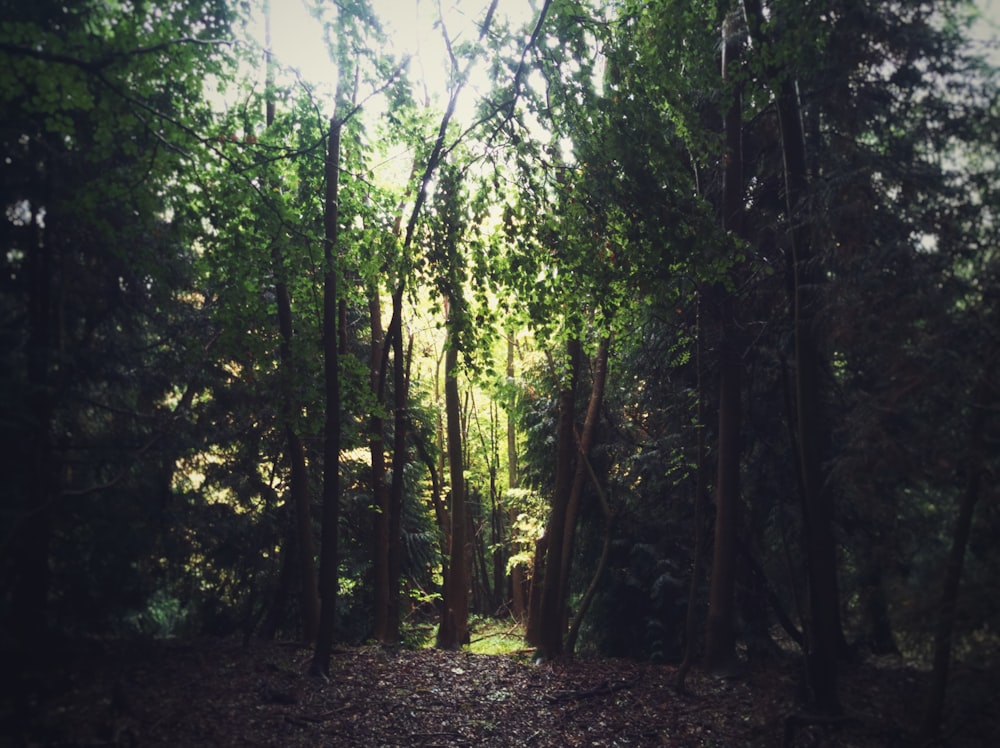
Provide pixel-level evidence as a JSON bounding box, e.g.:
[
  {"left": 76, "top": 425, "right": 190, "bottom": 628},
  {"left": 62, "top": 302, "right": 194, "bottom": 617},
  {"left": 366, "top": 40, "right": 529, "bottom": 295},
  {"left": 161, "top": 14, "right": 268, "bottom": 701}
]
[{"left": 4, "top": 637, "right": 997, "bottom": 747}]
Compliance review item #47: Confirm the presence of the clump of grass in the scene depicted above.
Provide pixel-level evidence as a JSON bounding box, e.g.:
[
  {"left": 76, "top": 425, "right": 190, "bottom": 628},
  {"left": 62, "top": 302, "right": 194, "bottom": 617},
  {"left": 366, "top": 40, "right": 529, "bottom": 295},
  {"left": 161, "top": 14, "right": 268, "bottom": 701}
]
[
  {"left": 399, "top": 615, "right": 531, "bottom": 657},
  {"left": 468, "top": 616, "right": 529, "bottom": 656}
]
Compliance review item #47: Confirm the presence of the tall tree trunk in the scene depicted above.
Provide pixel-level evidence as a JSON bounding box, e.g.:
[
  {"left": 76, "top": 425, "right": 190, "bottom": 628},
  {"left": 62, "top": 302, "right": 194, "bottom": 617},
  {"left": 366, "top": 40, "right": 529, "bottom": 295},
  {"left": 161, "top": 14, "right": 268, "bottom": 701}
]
[
  {"left": 704, "top": 296, "right": 742, "bottom": 673},
  {"left": 490, "top": 485, "right": 505, "bottom": 614},
  {"left": 370, "top": 153, "right": 417, "bottom": 645},
  {"left": 777, "top": 78, "right": 841, "bottom": 715},
  {"left": 676, "top": 300, "right": 709, "bottom": 691},
  {"left": 437, "top": 340, "right": 470, "bottom": 648},
  {"left": 743, "top": 0, "right": 843, "bottom": 714},
  {"left": 386, "top": 322, "right": 410, "bottom": 643},
  {"left": 263, "top": 3, "right": 319, "bottom": 643},
  {"left": 921, "top": 365, "right": 994, "bottom": 738},
  {"left": 285, "top": 428, "right": 319, "bottom": 642},
  {"left": 485, "top": 399, "right": 504, "bottom": 613},
  {"left": 310, "top": 114, "right": 343, "bottom": 677},
  {"left": 367, "top": 1, "right": 499, "bottom": 644},
  {"left": 705, "top": 7, "right": 744, "bottom": 675},
  {"left": 369, "top": 289, "right": 391, "bottom": 642},
  {"left": 375, "top": 73, "right": 459, "bottom": 646},
  {"left": 470, "top": 391, "right": 505, "bottom": 614},
  {"left": 535, "top": 338, "right": 582, "bottom": 660}
]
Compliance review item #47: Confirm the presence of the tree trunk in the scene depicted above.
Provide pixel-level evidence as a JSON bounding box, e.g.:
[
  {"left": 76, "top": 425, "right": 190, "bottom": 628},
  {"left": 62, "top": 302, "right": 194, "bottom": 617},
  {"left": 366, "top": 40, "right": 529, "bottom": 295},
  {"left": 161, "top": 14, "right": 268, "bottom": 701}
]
[
  {"left": 535, "top": 338, "right": 582, "bottom": 660},
  {"left": 286, "top": 428, "right": 319, "bottom": 642},
  {"left": 437, "top": 341, "right": 470, "bottom": 648},
  {"left": 704, "top": 9, "right": 744, "bottom": 675},
  {"left": 524, "top": 532, "right": 546, "bottom": 646},
  {"left": 676, "top": 300, "right": 709, "bottom": 692},
  {"left": 704, "top": 297, "right": 742, "bottom": 674},
  {"left": 263, "top": 5, "right": 319, "bottom": 643},
  {"left": 507, "top": 335, "right": 527, "bottom": 621},
  {"left": 557, "top": 336, "right": 610, "bottom": 651},
  {"left": 921, "top": 367, "right": 993, "bottom": 738},
  {"left": 310, "top": 114, "right": 342, "bottom": 677},
  {"left": 742, "top": 0, "right": 843, "bottom": 713},
  {"left": 491, "top": 486, "right": 504, "bottom": 614},
  {"left": 473, "top": 504, "right": 492, "bottom": 613},
  {"left": 777, "top": 77, "right": 842, "bottom": 715},
  {"left": 565, "top": 444, "right": 614, "bottom": 657},
  {"left": 487, "top": 401, "right": 504, "bottom": 614},
  {"left": 369, "top": 288, "right": 391, "bottom": 642},
  {"left": 414, "top": 424, "right": 448, "bottom": 563},
  {"left": 386, "top": 306, "right": 409, "bottom": 644}
]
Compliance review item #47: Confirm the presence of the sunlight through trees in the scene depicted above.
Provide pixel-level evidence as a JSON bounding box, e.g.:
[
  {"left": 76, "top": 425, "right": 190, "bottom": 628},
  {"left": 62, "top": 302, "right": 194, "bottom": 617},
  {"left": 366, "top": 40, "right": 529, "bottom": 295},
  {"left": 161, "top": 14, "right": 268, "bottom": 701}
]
[{"left": 2, "top": 0, "right": 999, "bottom": 743}]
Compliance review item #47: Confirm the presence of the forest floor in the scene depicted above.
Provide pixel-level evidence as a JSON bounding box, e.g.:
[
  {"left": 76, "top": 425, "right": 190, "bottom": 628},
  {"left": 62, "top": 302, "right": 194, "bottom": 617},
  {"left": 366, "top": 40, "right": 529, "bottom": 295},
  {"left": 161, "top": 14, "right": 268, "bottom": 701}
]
[{"left": 5, "top": 631, "right": 998, "bottom": 748}]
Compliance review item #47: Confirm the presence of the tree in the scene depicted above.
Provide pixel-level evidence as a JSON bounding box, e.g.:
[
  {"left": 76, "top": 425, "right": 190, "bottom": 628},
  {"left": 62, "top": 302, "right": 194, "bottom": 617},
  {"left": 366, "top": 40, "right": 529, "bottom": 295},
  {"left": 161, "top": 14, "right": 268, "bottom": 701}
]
[
  {"left": 262, "top": 0, "right": 320, "bottom": 644},
  {"left": 365, "top": 0, "right": 502, "bottom": 645},
  {"left": 1, "top": 0, "right": 238, "bottom": 645},
  {"left": 438, "top": 332, "right": 471, "bottom": 647},
  {"left": 921, "top": 349, "right": 998, "bottom": 737},
  {"left": 5, "top": 8, "right": 1000, "bottom": 739},
  {"left": 427, "top": 161, "right": 474, "bottom": 649},
  {"left": 704, "top": 3, "right": 747, "bottom": 676},
  {"left": 533, "top": 338, "right": 582, "bottom": 659},
  {"left": 309, "top": 109, "right": 344, "bottom": 676},
  {"left": 737, "top": 0, "right": 846, "bottom": 711}
]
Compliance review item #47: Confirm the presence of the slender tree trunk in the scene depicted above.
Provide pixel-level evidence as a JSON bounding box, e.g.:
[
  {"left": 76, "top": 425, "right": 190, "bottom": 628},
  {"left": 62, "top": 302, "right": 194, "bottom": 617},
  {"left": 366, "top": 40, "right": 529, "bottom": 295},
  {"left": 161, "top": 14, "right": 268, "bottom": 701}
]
[
  {"left": 486, "top": 400, "right": 504, "bottom": 613},
  {"left": 536, "top": 338, "right": 582, "bottom": 660},
  {"left": 742, "top": 0, "right": 843, "bottom": 713},
  {"left": 369, "top": 289, "right": 391, "bottom": 642},
  {"left": 286, "top": 428, "right": 319, "bottom": 642},
  {"left": 565, "top": 441, "right": 614, "bottom": 657},
  {"left": 473, "top": 506, "right": 492, "bottom": 612},
  {"left": 310, "top": 114, "right": 342, "bottom": 677},
  {"left": 777, "top": 78, "right": 841, "bottom": 715},
  {"left": 506, "top": 335, "right": 527, "bottom": 621},
  {"left": 490, "top": 484, "right": 504, "bottom": 614},
  {"left": 509, "top": 526, "right": 527, "bottom": 621},
  {"left": 437, "top": 341, "right": 470, "bottom": 648},
  {"left": 705, "top": 8, "right": 744, "bottom": 675},
  {"left": 525, "top": 533, "right": 547, "bottom": 646},
  {"left": 263, "top": 4, "right": 319, "bottom": 643},
  {"left": 386, "top": 325, "right": 410, "bottom": 643},
  {"left": 705, "top": 297, "right": 742, "bottom": 674},
  {"left": 415, "top": 424, "right": 448, "bottom": 564},
  {"left": 921, "top": 367, "right": 993, "bottom": 738},
  {"left": 677, "top": 300, "right": 709, "bottom": 691},
  {"left": 557, "top": 337, "right": 610, "bottom": 647},
  {"left": 375, "top": 66, "right": 460, "bottom": 645}
]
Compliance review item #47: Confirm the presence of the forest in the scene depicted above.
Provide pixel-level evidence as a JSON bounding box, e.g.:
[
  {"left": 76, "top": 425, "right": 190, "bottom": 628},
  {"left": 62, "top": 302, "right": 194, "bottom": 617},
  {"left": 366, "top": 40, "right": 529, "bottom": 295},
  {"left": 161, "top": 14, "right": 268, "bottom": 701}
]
[{"left": 2, "top": 0, "right": 999, "bottom": 745}]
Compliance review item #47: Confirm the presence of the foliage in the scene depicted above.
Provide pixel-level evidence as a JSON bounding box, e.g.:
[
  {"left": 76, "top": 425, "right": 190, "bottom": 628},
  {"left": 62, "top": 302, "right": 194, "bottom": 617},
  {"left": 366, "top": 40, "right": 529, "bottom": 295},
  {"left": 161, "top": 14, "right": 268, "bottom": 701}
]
[
  {"left": 2, "top": 3, "right": 999, "bottom": 738},
  {"left": 504, "top": 488, "right": 548, "bottom": 573}
]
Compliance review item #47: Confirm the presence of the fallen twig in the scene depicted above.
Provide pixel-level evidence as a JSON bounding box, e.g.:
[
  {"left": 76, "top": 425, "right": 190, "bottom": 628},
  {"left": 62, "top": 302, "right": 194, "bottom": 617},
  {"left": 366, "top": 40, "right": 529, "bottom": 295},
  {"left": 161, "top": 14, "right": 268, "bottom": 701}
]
[{"left": 546, "top": 678, "right": 636, "bottom": 703}]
